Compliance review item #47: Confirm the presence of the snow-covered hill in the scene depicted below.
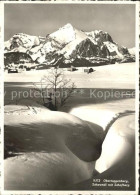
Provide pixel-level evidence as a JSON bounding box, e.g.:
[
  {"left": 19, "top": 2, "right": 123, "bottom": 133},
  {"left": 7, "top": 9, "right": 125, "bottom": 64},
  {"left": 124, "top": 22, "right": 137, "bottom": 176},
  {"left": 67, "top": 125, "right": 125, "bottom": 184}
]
[{"left": 4, "top": 23, "right": 135, "bottom": 68}]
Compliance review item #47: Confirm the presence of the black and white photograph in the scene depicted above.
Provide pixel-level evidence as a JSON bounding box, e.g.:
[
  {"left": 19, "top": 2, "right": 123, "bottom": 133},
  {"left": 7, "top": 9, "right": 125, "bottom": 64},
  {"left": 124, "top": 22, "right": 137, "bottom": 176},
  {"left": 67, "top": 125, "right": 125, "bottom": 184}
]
[{"left": 2, "top": 1, "right": 139, "bottom": 194}]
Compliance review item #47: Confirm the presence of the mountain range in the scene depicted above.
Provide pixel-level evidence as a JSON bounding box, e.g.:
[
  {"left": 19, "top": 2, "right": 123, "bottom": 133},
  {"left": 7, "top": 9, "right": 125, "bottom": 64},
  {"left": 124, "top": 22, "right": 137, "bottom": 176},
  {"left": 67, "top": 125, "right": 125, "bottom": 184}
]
[{"left": 4, "top": 23, "right": 135, "bottom": 69}]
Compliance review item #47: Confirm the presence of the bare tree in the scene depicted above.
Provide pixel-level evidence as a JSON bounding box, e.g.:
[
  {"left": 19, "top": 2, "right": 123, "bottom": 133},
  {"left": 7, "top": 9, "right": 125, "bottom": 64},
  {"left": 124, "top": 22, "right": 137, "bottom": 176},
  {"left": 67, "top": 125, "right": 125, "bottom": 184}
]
[{"left": 32, "top": 67, "right": 76, "bottom": 110}]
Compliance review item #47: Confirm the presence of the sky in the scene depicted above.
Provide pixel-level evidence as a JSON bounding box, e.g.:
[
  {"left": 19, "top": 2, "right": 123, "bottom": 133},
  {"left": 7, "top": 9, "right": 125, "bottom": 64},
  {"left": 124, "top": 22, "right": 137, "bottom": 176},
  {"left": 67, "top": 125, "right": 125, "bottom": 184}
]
[{"left": 4, "top": 3, "right": 136, "bottom": 48}]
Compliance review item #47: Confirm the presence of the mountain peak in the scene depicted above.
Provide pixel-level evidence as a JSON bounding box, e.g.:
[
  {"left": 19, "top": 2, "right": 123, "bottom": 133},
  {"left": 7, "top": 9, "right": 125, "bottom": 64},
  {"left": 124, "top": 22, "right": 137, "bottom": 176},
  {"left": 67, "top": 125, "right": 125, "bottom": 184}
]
[
  {"left": 61, "top": 23, "right": 74, "bottom": 29},
  {"left": 49, "top": 23, "right": 76, "bottom": 45}
]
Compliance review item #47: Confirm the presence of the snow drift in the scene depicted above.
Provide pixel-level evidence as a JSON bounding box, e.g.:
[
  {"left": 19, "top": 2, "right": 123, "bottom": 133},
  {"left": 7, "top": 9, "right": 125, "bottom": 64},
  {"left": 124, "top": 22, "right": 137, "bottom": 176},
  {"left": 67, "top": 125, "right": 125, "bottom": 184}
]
[
  {"left": 4, "top": 102, "right": 135, "bottom": 190},
  {"left": 4, "top": 104, "right": 104, "bottom": 190}
]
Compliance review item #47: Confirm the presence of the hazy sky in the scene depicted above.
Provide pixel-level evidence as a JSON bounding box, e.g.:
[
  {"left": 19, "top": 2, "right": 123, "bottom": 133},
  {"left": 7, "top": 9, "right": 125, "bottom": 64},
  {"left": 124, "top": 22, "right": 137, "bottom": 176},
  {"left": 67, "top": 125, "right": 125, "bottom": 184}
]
[{"left": 4, "top": 3, "right": 135, "bottom": 48}]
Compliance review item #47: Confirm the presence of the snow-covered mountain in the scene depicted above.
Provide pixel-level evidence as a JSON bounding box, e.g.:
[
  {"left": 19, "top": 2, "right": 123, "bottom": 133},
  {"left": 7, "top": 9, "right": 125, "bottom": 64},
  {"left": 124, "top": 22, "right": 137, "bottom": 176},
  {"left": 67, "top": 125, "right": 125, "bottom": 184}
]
[
  {"left": 5, "top": 33, "right": 40, "bottom": 52},
  {"left": 4, "top": 23, "right": 135, "bottom": 68},
  {"left": 128, "top": 47, "right": 136, "bottom": 56}
]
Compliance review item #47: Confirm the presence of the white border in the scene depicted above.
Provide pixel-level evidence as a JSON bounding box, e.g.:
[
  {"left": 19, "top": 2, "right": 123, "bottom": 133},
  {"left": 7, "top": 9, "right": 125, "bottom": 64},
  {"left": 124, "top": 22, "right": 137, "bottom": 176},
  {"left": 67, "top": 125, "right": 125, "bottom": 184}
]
[
  {"left": 1, "top": 1, "right": 139, "bottom": 195},
  {"left": 0, "top": 1, "right": 4, "bottom": 194},
  {"left": 135, "top": 1, "right": 139, "bottom": 194}
]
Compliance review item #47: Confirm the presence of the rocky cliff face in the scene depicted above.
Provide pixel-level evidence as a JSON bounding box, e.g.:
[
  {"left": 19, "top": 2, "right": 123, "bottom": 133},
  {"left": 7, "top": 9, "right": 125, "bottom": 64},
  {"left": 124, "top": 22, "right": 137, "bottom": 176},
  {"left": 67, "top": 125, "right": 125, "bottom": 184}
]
[{"left": 4, "top": 23, "right": 134, "bottom": 68}]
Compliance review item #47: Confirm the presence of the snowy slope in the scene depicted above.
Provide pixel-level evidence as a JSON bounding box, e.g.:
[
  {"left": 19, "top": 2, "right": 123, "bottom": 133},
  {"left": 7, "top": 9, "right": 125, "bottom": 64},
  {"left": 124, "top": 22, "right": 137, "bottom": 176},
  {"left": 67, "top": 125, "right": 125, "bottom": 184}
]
[{"left": 128, "top": 47, "right": 136, "bottom": 56}]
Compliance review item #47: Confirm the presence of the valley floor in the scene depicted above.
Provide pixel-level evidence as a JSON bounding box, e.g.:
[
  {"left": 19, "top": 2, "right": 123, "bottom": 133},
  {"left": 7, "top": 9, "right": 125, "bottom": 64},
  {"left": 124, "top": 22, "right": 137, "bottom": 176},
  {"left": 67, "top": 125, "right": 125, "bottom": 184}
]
[{"left": 5, "top": 62, "right": 135, "bottom": 89}]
